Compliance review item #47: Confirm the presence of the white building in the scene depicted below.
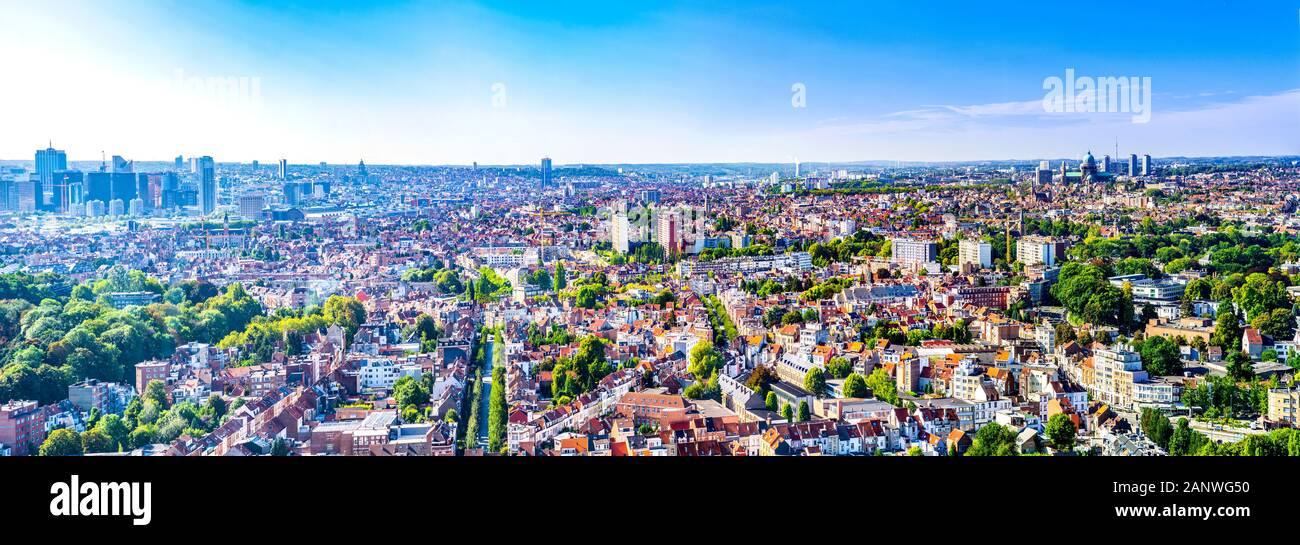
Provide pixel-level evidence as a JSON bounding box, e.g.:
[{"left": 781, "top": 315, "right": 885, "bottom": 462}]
[
  {"left": 891, "top": 238, "right": 937, "bottom": 265},
  {"left": 1016, "top": 236, "right": 1061, "bottom": 267},
  {"left": 611, "top": 212, "right": 630, "bottom": 254},
  {"left": 958, "top": 238, "right": 993, "bottom": 269}
]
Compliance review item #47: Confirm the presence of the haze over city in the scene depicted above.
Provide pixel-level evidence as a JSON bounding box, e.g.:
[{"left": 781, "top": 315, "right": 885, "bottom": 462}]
[{"left": 2, "top": 0, "right": 1298, "bottom": 165}]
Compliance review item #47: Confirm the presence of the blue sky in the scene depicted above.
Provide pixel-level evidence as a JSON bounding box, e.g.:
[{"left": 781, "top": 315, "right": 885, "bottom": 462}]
[{"left": 2, "top": 0, "right": 1297, "bottom": 164}]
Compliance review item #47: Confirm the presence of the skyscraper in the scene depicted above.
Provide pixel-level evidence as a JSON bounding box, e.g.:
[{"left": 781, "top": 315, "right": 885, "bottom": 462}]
[
  {"left": 35, "top": 144, "right": 67, "bottom": 210},
  {"left": 52, "top": 170, "right": 84, "bottom": 213},
  {"left": 111, "top": 155, "right": 132, "bottom": 173},
  {"left": 1128, "top": 154, "right": 1138, "bottom": 176},
  {"left": 86, "top": 172, "right": 113, "bottom": 204},
  {"left": 198, "top": 156, "right": 216, "bottom": 214},
  {"left": 278, "top": 158, "right": 288, "bottom": 180},
  {"left": 1141, "top": 154, "right": 1152, "bottom": 176},
  {"left": 540, "top": 157, "right": 552, "bottom": 189}
]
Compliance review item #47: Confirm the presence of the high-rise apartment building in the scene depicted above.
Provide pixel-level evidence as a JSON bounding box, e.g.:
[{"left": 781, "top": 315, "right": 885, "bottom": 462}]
[
  {"left": 611, "top": 212, "right": 631, "bottom": 254},
  {"left": 655, "top": 210, "right": 679, "bottom": 257},
  {"left": 958, "top": 238, "right": 993, "bottom": 269},
  {"left": 890, "top": 238, "right": 937, "bottom": 265},
  {"left": 1016, "top": 235, "right": 1061, "bottom": 267}
]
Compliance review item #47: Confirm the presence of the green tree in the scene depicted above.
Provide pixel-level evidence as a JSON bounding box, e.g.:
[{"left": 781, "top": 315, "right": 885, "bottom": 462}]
[
  {"left": 843, "top": 372, "right": 869, "bottom": 398},
  {"left": 1139, "top": 407, "right": 1173, "bottom": 450},
  {"left": 143, "top": 379, "right": 169, "bottom": 408},
  {"left": 1225, "top": 350, "right": 1255, "bottom": 382},
  {"left": 393, "top": 375, "right": 429, "bottom": 413},
  {"left": 1045, "top": 413, "right": 1077, "bottom": 451},
  {"left": 1135, "top": 336, "right": 1182, "bottom": 376},
  {"left": 95, "top": 414, "right": 130, "bottom": 452},
  {"left": 1211, "top": 310, "right": 1242, "bottom": 350},
  {"left": 825, "top": 356, "right": 853, "bottom": 379},
  {"left": 780, "top": 403, "right": 793, "bottom": 420},
  {"left": 39, "top": 428, "right": 83, "bottom": 456},
  {"left": 765, "top": 391, "right": 778, "bottom": 412},
  {"left": 803, "top": 367, "right": 827, "bottom": 398},
  {"left": 270, "top": 436, "right": 290, "bottom": 456},
  {"left": 687, "top": 342, "right": 723, "bottom": 380},
  {"left": 128, "top": 424, "right": 158, "bottom": 449},
  {"left": 80, "top": 428, "right": 115, "bottom": 454},
  {"left": 864, "top": 368, "right": 900, "bottom": 406},
  {"left": 323, "top": 295, "right": 367, "bottom": 345},
  {"left": 797, "top": 400, "right": 811, "bottom": 422},
  {"left": 965, "top": 423, "right": 1019, "bottom": 456},
  {"left": 554, "top": 261, "right": 567, "bottom": 290}
]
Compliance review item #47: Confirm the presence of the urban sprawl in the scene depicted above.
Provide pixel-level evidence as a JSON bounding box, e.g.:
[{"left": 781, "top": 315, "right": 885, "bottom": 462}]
[{"left": 2, "top": 148, "right": 1300, "bottom": 458}]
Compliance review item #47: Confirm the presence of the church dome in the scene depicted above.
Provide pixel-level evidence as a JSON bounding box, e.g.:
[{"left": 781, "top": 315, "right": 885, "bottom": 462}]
[{"left": 1081, "top": 151, "right": 1096, "bottom": 168}]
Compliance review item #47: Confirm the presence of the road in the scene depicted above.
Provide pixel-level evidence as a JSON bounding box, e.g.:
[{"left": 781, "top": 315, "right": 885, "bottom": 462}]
[
  {"left": 477, "top": 338, "right": 493, "bottom": 446},
  {"left": 1175, "top": 417, "right": 1266, "bottom": 443}
]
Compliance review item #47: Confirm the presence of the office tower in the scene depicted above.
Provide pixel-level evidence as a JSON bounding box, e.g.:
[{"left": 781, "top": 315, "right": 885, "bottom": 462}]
[
  {"left": 794, "top": 159, "right": 800, "bottom": 178},
  {"left": 890, "top": 238, "right": 938, "bottom": 265},
  {"left": 109, "top": 198, "right": 125, "bottom": 216},
  {"left": 358, "top": 159, "right": 367, "bottom": 178},
  {"left": 252, "top": 160, "right": 260, "bottom": 171},
  {"left": 1128, "top": 154, "right": 1138, "bottom": 176},
  {"left": 189, "top": 157, "right": 200, "bottom": 174},
  {"left": 239, "top": 195, "right": 265, "bottom": 220},
  {"left": 1141, "top": 154, "right": 1152, "bottom": 176},
  {"left": 157, "top": 172, "right": 180, "bottom": 209},
  {"left": 655, "top": 210, "right": 679, "bottom": 256},
  {"left": 1102, "top": 155, "right": 1112, "bottom": 173},
  {"left": 35, "top": 144, "right": 67, "bottom": 209},
  {"left": 278, "top": 158, "right": 287, "bottom": 180},
  {"left": 637, "top": 188, "right": 661, "bottom": 205},
  {"left": 86, "top": 200, "right": 106, "bottom": 217},
  {"left": 958, "top": 238, "right": 993, "bottom": 269},
  {"left": 283, "top": 182, "right": 301, "bottom": 206},
  {"left": 1035, "top": 161, "right": 1053, "bottom": 186},
  {"left": 0, "top": 180, "right": 12, "bottom": 211},
  {"left": 129, "top": 198, "right": 145, "bottom": 216},
  {"left": 540, "top": 157, "right": 552, "bottom": 189},
  {"left": 198, "top": 156, "right": 216, "bottom": 214},
  {"left": 111, "top": 172, "right": 137, "bottom": 203},
  {"left": 175, "top": 155, "right": 184, "bottom": 170},
  {"left": 611, "top": 213, "right": 631, "bottom": 254},
  {"left": 16, "top": 181, "right": 37, "bottom": 212},
  {"left": 111, "top": 155, "right": 133, "bottom": 173},
  {"left": 52, "top": 170, "right": 84, "bottom": 213},
  {"left": 86, "top": 172, "right": 113, "bottom": 203},
  {"left": 139, "top": 174, "right": 166, "bottom": 209}
]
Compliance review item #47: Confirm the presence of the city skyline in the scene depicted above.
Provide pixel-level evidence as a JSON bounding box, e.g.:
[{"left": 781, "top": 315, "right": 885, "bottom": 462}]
[{"left": 2, "top": 1, "right": 1298, "bottom": 165}]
